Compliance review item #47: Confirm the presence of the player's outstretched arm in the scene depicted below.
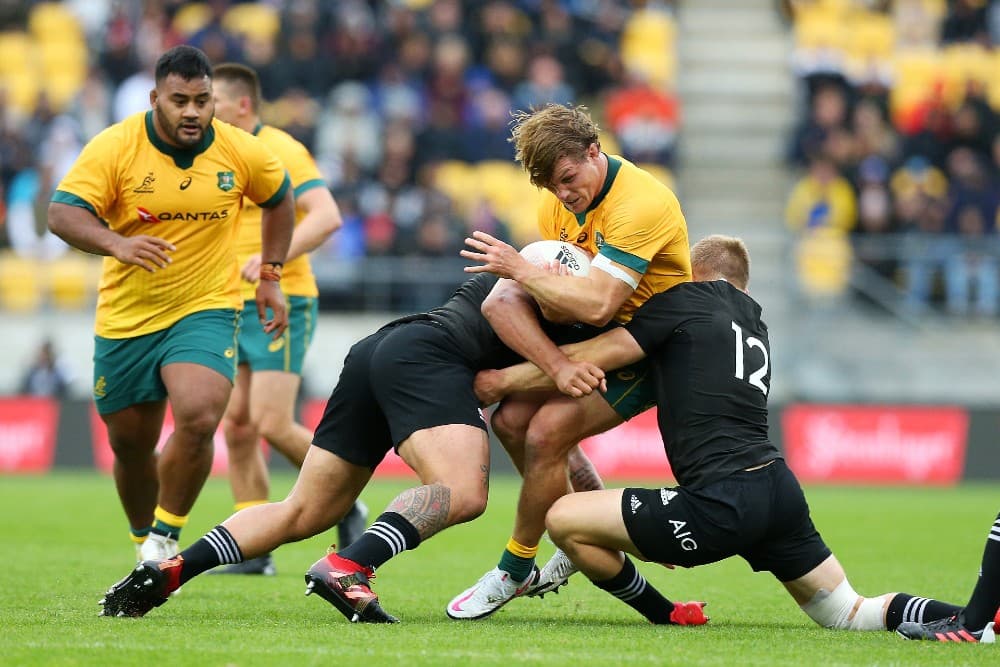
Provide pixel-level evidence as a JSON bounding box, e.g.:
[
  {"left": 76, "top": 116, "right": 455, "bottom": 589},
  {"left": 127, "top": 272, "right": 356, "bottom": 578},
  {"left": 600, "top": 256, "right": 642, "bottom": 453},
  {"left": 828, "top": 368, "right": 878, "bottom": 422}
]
[
  {"left": 464, "top": 231, "right": 633, "bottom": 326},
  {"left": 48, "top": 202, "right": 175, "bottom": 272},
  {"left": 474, "top": 328, "right": 645, "bottom": 405}
]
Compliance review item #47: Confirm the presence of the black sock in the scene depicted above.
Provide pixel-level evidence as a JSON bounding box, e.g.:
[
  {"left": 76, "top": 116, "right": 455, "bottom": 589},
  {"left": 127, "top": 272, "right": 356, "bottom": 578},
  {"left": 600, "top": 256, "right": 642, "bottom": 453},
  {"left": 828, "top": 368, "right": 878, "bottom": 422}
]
[
  {"left": 177, "top": 525, "right": 243, "bottom": 585},
  {"left": 963, "top": 511, "right": 1000, "bottom": 629},
  {"left": 338, "top": 512, "right": 421, "bottom": 570},
  {"left": 885, "top": 593, "right": 963, "bottom": 631},
  {"left": 592, "top": 556, "right": 674, "bottom": 624}
]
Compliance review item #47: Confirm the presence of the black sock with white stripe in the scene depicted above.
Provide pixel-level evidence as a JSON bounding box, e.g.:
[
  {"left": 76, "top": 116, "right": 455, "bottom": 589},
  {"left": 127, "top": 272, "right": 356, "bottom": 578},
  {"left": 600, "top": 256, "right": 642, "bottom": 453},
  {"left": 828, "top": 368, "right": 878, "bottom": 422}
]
[
  {"left": 593, "top": 556, "right": 674, "bottom": 624},
  {"left": 962, "top": 511, "right": 1000, "bottom": 629},
  {"left": 885, "top": 593, "right": 962, "bottom": 631},
  {"left": 176, "top": 525, "right": 243, "bottom": 585},
  {"left": 338, "top": 512, "right": 421, "bottom": 570}
]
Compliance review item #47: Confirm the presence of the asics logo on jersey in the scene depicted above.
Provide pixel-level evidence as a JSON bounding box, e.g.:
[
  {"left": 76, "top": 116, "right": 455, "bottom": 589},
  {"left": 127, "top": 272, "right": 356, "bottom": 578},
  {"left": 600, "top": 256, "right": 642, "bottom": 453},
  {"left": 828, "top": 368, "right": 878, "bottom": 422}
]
[
  {"left": 179, "top": 177, "right": 192, "bottom": 190},
  {"left": 629, "top": 494, "right": 642, "bottom": 514},
  {"left": 660, "top": 489, "right": 678, "bottom": 506},
  {"left": 575, "top": 232, "right": 588, "bottom": 244},
  {"left": 133, "top": 172, "right": 155, "bottom": 193}
]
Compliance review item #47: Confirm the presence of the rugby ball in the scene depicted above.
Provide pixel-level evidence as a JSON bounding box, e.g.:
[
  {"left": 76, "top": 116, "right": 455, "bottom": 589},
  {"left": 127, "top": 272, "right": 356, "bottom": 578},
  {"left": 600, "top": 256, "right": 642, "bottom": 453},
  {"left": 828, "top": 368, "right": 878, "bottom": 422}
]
[{"left": 519, "top": 240, "right": 591, "bottom": 276}]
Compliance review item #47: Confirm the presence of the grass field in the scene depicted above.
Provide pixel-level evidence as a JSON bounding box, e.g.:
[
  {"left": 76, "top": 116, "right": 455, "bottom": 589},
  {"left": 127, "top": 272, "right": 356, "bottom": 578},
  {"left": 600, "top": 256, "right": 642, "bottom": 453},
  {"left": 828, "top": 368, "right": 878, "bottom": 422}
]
[{"left": 1, "top": 471, "right": 997, "bottom": 666}]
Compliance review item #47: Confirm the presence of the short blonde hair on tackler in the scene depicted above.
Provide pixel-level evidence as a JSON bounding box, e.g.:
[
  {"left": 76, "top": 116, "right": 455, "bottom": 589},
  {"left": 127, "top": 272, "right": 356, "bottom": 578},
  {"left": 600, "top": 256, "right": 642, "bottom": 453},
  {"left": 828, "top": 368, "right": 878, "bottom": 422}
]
[
  {"left": 690, "top": 235, "right": 751, "bottom": 290},
  {"left": 509, "top": 104, "right": 600, "bottom": 188}
]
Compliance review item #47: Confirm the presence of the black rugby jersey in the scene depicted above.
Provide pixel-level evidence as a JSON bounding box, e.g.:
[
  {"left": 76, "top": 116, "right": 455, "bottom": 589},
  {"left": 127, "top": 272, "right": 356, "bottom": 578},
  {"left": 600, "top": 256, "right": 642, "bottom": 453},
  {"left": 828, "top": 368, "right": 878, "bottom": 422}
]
[{"left": 624, "top": 280, "right": 779, "bottom": 489}]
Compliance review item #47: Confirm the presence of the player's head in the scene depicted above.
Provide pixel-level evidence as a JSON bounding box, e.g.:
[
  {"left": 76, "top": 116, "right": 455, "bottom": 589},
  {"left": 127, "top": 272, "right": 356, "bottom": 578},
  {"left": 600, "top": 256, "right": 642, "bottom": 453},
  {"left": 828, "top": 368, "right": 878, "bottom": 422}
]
[
  {"left": 691, "top": 235, "right": 750, "bottom": 291},
  {"left": 212, "top": 63, "right": 261, "bottom": 129},
  {"left": 150, "top": 45, "right": 214, "bottom": 149},
  {"left": 510, "top": 104, "right": 604, "bottom": 214}
]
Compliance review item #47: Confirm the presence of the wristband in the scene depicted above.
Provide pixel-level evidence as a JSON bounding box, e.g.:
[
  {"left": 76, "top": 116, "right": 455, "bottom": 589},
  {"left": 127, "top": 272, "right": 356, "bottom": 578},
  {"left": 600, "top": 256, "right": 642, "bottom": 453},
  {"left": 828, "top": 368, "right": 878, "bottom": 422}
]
[{"left": 259, "top": 262, "right": 283, "bottom": 282}]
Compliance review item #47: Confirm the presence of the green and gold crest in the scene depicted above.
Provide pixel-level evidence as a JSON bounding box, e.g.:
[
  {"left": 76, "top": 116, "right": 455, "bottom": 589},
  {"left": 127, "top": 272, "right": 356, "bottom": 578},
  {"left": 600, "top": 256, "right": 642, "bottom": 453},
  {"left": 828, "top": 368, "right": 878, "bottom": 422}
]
[{"left": 217, "top": 171, "right": 235, "bottom": 191}]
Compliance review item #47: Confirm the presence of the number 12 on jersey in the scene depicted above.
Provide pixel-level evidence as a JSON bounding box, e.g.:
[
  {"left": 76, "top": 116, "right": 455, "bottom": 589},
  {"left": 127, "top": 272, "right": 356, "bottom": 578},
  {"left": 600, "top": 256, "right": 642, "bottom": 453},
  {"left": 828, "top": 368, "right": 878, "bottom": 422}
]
[{"left": 731, "top": 321, "right": 769, "bottom": 396}]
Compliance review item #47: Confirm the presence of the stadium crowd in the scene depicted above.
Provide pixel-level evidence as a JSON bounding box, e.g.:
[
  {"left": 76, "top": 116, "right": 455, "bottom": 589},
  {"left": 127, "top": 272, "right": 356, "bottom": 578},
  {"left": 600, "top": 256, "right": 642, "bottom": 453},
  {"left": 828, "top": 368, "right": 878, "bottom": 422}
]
[
  {"left": 0, "top": 0, "right": 680, "bottom": 312},
  {"left": 784, "top": 0, "right": 1000, "bottom": 318}
]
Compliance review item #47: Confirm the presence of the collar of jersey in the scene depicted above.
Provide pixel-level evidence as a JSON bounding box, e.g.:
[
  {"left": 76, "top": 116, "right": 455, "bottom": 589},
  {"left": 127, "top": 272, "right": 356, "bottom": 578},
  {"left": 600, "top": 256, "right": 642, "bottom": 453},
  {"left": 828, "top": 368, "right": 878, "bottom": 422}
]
[
  {"left": 252, "top": 122, "right": 263, "bottom": 136},
  {"left": 144, "top": 111, "right": 215, "bottom": 169},
  {"left": 574, "top": 154, "right": 621, "bottom": 226}
]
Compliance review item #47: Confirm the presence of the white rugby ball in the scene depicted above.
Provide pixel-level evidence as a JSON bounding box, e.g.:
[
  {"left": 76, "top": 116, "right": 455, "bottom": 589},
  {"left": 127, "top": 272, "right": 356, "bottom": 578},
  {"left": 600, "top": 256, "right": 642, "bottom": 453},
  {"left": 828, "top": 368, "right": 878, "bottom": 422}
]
[{"left": 519, "top": 240, "right": 591, "bottom": 276}]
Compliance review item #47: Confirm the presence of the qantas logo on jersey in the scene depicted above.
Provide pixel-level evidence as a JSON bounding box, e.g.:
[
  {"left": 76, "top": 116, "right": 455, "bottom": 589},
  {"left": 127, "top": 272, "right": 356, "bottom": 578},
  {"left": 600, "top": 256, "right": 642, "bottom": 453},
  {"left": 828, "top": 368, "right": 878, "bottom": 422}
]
[
  {"left": 133, "top": 172, "right": 155, "bottom": 193},
  {"left": 136, "top": 207, "right": 230, "bottom": 223}
]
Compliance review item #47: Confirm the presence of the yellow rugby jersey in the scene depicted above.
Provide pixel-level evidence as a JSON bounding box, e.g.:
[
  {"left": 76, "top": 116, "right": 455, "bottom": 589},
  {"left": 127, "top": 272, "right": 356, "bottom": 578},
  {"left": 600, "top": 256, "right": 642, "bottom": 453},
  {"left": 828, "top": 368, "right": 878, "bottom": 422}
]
[
  {"left": 538, "top": 155, "right": 690, "bottom": 323},
  {"left": 235, "top": 124, "right": 324, "bottom": 300},
  {"left": 53, "top": 111, "right": 290, "bottom": 338}
]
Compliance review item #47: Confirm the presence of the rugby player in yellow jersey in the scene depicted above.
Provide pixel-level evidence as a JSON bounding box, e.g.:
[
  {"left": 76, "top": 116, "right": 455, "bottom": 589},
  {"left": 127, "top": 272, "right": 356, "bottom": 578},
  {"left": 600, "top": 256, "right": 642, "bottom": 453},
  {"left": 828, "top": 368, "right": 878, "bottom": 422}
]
[
  {"left": 47, "top": 45, "right": 295, "bottom": 563},
  {"left": 448, "top": 103, "right": 691, "bottom": 619},
  {"left": 209, "top": 63, "right": 367, "bottom": 576}
]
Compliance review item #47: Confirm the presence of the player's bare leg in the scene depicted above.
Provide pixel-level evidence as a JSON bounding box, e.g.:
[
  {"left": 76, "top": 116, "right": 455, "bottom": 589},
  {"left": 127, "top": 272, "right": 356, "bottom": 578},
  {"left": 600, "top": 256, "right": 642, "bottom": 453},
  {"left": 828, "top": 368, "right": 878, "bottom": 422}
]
[
  {"left": 134, "top": 361, "right": 230, "bottom": 558},
  {"left": 103, "top": 400, "right": 168, "bottom": 544},
  {"left": 448, "top": 392, "right": 620, "bottom": 619},
  {"left": 787, "top": 554, "right": 962, "bottom": 632},
  {"left": 99, "top": 445, "right": 370, "bottom": 617},
  {"left": 222, "top": 365, "right": 269, "bottom": 505},
  {"left": 544, "top": 489, "right": 707, "bottom": 625},
  {"left": 312, "top": 424, "right": 490, "bottom": 623}
]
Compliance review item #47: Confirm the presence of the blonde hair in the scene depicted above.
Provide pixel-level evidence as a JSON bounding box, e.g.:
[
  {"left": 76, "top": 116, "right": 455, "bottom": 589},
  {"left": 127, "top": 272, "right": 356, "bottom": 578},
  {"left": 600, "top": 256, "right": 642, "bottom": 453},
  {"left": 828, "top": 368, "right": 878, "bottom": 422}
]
[
  {"left": 509, "top": 104, "right": 600, "bottom": 188},
  {"left": 690, "top": 235, "right": 751, "bottom": 290}
]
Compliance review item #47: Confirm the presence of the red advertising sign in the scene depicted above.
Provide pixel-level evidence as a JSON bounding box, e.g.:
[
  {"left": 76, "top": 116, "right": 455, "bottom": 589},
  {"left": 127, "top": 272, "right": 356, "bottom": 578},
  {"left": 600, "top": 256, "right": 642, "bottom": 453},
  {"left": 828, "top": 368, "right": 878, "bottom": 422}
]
[
  {"left": 301, "top": 399, "right": 414, "bottom": 477},
  {"left": 579, "top": 408, "right": 672, "bottom": 480},
  {"left": 782, "top": 404, "right": 968, "bottom": 485},
  {"left": 89, "top": 405, "right": 266, "bottom": 475},
  {"left": 0, "top": 397, "right": 59, "bottom": 472}
]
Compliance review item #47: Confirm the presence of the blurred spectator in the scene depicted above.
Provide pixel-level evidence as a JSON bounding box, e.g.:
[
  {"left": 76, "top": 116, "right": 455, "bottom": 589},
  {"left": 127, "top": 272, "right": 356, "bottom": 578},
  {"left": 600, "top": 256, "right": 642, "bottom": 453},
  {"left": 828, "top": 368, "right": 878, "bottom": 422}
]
[
  {"left": 604, "top": 68, "right": 680, "bottom": 166},
  {"left": 788, "top": 82, "right": 853, "bottom": 168},
  {"left": 511, "top": 53, "right": 575, "bottom": 112},
  {"left": 19, "top": 339, "right": 73, "bottom": 399},
  {"left": 786, "top": 152, "right": 858, "bottom": 234}
]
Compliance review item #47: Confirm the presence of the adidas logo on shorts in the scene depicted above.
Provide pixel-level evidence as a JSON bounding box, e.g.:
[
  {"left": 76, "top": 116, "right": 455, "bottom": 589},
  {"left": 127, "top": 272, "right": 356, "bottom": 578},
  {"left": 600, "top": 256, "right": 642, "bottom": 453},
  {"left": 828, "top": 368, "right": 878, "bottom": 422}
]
[
  {"left": 660, "top": 489, "right": 678, "bottom": 505},
  {"left": 629, "top": 494, "right": 642, "bottom": 514}
]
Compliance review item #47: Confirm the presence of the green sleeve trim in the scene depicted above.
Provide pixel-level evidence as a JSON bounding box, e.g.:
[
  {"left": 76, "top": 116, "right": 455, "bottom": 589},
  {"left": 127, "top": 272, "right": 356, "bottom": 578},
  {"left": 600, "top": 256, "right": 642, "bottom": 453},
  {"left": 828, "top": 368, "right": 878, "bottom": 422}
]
[
  {"left": 258, "top": 173, "right": 291, "bottom": 208},
  {"left": 293, "top": 178, "right": 325, "bottom": 198},
  {"left": 51, "top": 190, "right": 98, "bottom": 217},
  {"left": 599, "top": 244, "right": 649, "bottom": 274}
]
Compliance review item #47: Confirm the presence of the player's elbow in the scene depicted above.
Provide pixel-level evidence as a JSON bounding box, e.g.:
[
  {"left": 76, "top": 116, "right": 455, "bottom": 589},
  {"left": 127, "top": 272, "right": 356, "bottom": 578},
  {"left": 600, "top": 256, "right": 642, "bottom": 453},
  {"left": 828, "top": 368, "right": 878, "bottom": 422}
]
[
  {"left": 47, "top": 203, "right": 69, "bottom": 238},
  {"left": 578, "top": 304, "right": 617, "bottom": 327}
]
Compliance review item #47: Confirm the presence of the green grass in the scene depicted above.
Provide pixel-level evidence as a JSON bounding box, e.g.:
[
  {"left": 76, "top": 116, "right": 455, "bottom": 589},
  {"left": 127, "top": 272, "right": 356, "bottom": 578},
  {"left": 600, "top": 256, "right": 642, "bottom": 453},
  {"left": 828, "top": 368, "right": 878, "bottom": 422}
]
[{"left": 1, "top": 472, "right": 997, "bottom": 666}]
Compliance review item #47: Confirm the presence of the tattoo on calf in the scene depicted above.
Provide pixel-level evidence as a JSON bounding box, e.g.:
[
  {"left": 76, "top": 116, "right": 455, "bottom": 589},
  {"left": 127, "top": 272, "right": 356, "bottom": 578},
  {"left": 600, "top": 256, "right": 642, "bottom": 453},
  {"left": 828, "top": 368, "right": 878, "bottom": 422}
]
[
  {"left": 569, "top": 466, "right": 603, "bottom": 492},
  {"left": 390, "top": 483, "right": 451, "bottom": 539}
]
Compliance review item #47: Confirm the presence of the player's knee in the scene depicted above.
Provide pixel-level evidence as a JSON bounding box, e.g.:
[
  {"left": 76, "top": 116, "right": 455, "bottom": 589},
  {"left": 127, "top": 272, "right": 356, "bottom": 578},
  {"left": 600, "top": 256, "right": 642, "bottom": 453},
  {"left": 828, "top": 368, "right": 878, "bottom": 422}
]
[
  {"left": 800, "top": 579, "right": 886, "bottom": 631},
  {"left": 490, "top": 405, "right": 526, "bottom": 447},
  {"left": 448, "top": 484, "right": 488, "bottom": 525},
  {"left": 544, "top": 496, "right": 574, "bottom": 546}
]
